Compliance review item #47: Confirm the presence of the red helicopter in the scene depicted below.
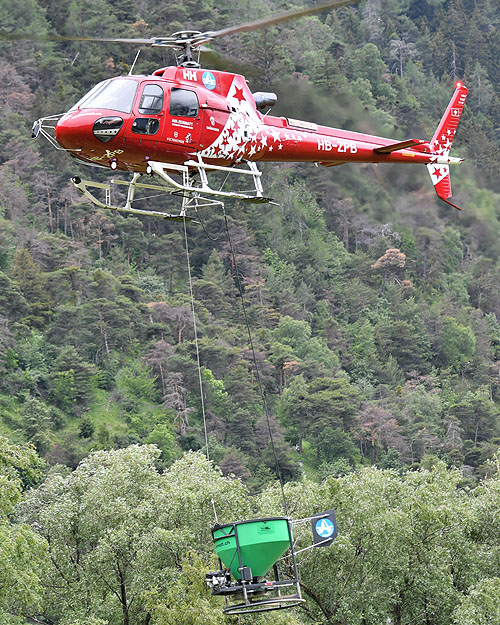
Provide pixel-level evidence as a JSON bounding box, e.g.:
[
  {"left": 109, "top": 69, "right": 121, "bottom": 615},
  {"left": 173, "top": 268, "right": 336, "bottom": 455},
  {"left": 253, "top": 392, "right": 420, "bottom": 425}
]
[{"left": 28, "top": 0, "right": 468, "bottom": 219}]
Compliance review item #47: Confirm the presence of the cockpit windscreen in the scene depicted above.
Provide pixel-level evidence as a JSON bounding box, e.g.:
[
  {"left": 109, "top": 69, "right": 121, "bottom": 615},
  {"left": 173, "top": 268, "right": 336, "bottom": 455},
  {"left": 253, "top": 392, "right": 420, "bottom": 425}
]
[{"left": 72, "top": 79, "right": 138, "bottom": 114}]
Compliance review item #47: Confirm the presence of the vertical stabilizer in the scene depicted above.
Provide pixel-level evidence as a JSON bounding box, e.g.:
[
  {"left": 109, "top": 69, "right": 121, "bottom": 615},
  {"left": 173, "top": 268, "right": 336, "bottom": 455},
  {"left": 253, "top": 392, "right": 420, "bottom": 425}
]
[{"left": 427, "top": 83, "right": 468, "bottom": 209}]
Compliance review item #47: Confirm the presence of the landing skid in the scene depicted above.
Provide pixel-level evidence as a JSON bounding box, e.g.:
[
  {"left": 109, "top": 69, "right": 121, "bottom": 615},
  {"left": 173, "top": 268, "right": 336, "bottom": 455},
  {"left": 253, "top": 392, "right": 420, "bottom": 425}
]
[{"left": 71, "top": 157, "right": 276, "bottom": 220}]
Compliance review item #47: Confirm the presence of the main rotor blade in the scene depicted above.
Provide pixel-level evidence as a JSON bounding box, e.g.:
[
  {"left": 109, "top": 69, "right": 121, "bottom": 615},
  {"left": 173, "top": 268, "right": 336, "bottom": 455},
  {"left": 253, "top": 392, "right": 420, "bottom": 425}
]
[
  {"left": 196, "top": 0, "right": 360, "bottom": 44},
  {"left": 0, "top": 0, "right": 360, "bottom": 48},
  {"left": 0, "top": 31, "right": 155, "bottom": 44}
]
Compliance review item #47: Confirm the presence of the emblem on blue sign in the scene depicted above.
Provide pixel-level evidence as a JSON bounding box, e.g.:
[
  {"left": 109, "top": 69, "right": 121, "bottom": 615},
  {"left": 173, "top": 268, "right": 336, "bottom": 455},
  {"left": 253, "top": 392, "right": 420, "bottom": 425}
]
[
  {"left": 202, "top": 71, "right": 216, "bottom": 90},
  {"left": 315, "top": 517, "right": 335, "bottom": 538}
]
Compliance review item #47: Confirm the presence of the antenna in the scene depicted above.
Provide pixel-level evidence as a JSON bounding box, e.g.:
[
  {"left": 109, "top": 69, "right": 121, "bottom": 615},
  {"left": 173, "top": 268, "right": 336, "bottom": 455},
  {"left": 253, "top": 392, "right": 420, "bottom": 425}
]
[{"left": 128, "top": 49, "right": 141, "bottom": 76}]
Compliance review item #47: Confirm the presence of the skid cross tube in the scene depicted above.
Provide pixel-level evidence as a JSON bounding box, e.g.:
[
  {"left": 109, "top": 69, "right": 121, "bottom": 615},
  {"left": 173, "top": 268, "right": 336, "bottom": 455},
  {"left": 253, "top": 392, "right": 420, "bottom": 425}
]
[{"left": 147, "top": 158, "right": 276, "bottom": 203}]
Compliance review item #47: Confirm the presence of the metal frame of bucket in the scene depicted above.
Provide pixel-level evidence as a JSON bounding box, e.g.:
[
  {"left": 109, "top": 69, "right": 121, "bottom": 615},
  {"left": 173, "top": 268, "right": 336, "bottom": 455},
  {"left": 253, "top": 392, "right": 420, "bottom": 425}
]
[{"left": 208, "top": 517, "right": 305, "bottom": 615}]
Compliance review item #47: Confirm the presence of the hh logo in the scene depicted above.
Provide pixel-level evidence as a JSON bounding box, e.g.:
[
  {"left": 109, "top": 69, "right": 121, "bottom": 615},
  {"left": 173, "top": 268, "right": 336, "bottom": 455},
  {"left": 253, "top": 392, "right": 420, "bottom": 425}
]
[
  {"left": 451, "top": 108, "right": 460, "bottom": 117},
  {"left": 183, "top": 69, "right": 197, "bottom": 81}
]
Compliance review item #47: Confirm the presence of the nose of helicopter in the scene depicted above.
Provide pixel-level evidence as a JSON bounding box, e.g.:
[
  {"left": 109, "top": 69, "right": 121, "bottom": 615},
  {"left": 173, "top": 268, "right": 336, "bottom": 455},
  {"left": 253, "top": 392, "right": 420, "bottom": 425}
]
[
  {"left": 55, "top": 111, "right": 99, "bottom": 150},
  {"left": 54, "top": 112, "right": 83, "bottom": 150}
]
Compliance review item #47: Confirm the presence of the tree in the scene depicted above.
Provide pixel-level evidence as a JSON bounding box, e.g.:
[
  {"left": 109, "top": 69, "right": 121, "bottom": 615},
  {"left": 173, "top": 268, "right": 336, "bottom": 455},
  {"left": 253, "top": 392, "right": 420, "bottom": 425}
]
[
  {"left": 0, "top": 316, "right": 14, "bottom": 379},
  {"left": 20, "top": 447, "right": 250, "bottom": 625},
  {"left": 453, "top": 578, "right": 500, "bottom": 625},
  {"left": 147, "top": 302, "right": 192, "bottom": 345},
  {"left": 146, "top": 423, "right": 178, "bottom": 465},
  {"left": 375, "top": 316, "right": 432, "bottom": 374},
  {"left": 316, "top": 427, "right": 360, "bottom": 465},
  {"left": 438, "top": 316, "right": 476, "bottom": 370},
  {"left": 260, "top": 439, "right": 301, "bottom": 482},
  {"left": 19, "top": 396, "right": 52, "bottom": 454},
  {"left": 389, "top": 37, "right": 417, "bottom": 77},
  {"left": 49, "top": 345, "right": 96, "bottom": 412},
  {"left": 0, "top": 271, "right": 28, "bottom": 322},
  {"left": 400, "top": 381, "right": 443, "bottom": 463},
  {"left": 224, "top": 408, "right": 257, "bottom": 455},
  {"left": 0, "top": 438, "right": 46, "bottom": 620},
  {"left": 371, "top": 248, "right": 406, "bottom": 289},
  {"left": 356, "top": 403, "right": 405, "bottom": 464},
  {"left": 270, "top": 316, "right": 338, "bottom": 392},
  {"left": 258, "top": 462, "right": 491, "bottom": 625},
  {"left": 305, "top": 377, "right": 360, "bottom": 445},
  {"left": 348, "top": 320, "right": 380, "bottom": 381},
  {"left": 449, "top": 387, "right": 499, "bottom": 446},
  {"left": 144, "top": 340, "right": 175, "bottom": 396},
  {"left": 9, "top": 248, "right": 52, "bottom": 327},
  {"left": 162, "top": 371, "right": 194, "bottom": 436},
  {"left": 280, "top": 374, "right": 310, "bottom": 450},
  {"left": 115, "top": 361, "right": 158, "bottom": 404}
]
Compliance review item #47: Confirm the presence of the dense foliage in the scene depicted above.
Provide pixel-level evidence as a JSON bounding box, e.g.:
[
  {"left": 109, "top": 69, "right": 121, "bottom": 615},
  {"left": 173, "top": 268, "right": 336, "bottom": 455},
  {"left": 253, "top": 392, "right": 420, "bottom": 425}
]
[
  {"left": 1, "top": 0, "right": 500, "bottom": 622},
  {"left": 2, "top": 444, "right": 500, "bottom": 625}
]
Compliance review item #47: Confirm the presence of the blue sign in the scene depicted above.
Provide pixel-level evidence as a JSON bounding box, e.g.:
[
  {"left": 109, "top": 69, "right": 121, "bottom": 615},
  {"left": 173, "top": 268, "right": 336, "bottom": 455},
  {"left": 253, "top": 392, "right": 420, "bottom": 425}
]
[
  {"left": 202, "top": 71, "right": 216, "bottom": 90},
  {"left": 315, "top": 517, "right": 335, "bottom": 538},
  {"left": 311, "top": 510, "right": 337, "bottom": 547}
]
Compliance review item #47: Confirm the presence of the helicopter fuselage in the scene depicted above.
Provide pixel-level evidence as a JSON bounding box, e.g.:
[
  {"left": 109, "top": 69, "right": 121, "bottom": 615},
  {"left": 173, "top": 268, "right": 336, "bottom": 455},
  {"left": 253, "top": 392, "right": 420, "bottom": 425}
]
[{"left": 54, "top": 66, "right": 462, "bottom": 174}]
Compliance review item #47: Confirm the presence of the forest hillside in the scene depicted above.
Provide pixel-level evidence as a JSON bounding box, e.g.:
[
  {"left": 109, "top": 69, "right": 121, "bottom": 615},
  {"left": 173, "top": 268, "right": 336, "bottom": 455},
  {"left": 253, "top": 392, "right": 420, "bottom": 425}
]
[{"left": 1, "top": 1, "right": 500, "bottom": 623}]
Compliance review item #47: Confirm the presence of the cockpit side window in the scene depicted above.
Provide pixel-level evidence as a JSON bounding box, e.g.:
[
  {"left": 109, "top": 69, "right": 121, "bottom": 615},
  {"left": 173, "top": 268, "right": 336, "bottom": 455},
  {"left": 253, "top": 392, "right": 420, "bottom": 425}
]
[
  {"left": 138, "top": 84, "right": 164, "bottom": 115},
  {"left": 131, "top": 118, "right": 160, "bottom": 135},
  {"left": 78, "top": 79, "right": 138, "bottom": 114},
  {"left": 169, "top": 88, "right": 199, "bottom": 117}
]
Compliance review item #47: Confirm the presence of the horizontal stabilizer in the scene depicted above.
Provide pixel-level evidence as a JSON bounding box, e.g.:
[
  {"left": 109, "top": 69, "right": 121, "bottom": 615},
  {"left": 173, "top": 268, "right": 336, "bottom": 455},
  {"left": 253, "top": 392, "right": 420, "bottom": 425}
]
[
  {"left": 374, "top": 139, "right": 426, "bottom": 154},
  {"left": 319, "top": 161, "right": 346, "bottom": 167}
]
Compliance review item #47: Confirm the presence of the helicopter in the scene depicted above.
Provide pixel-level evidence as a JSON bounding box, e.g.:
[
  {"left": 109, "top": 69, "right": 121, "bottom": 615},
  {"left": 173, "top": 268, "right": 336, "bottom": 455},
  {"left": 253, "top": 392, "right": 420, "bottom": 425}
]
[{"left": 23, "top": 0, "right": 468, "bottom": 219}]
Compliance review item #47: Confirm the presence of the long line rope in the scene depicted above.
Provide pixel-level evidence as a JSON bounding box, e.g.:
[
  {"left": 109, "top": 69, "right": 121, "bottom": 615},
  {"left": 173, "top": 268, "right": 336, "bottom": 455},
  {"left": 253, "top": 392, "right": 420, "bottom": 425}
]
[
  {"left": 182, "top": 216, "right": 219, "bottom": 524},
  {"left": 185, "top": 204, "right": 290, "bottom": 518},
  {"left": 222, "top": 208, "right": 289, "bottom": 517}
]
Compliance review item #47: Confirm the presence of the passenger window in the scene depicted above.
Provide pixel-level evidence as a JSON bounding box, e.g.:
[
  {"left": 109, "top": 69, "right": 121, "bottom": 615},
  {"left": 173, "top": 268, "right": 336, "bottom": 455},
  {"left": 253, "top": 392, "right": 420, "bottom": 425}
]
[
  {"left": 169, "top": 88, "right": 199, "bottom": 117},
  {"left": 131, "top": 118, "right": 159, "bottom": 135},
  {"left": 138, "top": 84, "right": 164, "bottom": 115}
]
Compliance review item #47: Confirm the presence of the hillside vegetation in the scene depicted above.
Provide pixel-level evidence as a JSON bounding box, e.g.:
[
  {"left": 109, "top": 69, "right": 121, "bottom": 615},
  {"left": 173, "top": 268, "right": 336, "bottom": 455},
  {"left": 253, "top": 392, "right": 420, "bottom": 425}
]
[{"left": 1, "top": 1, "right": 500, "bottom": 623}]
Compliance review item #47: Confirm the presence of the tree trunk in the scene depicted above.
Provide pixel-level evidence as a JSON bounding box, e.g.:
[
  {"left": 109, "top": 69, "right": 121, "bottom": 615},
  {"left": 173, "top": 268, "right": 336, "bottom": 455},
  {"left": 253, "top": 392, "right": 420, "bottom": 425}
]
[
  {"left": 99, "top": 311, "right": 110, "bottom": 357},
  {"left": 159, "top": 363, "right": 166, "bottom": 396},
  {"left": 117, "top": 563, "right": 129, "bottom": 625},
  {"left": 46, "top": 184, "right": 53, "bottom": 233}
]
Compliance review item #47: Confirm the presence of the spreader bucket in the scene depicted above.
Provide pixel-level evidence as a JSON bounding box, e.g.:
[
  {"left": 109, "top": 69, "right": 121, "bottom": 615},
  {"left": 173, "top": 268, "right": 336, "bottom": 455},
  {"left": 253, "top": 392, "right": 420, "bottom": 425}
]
[{"left": 212, "top": 517, "right": 291, "bottom": 580}]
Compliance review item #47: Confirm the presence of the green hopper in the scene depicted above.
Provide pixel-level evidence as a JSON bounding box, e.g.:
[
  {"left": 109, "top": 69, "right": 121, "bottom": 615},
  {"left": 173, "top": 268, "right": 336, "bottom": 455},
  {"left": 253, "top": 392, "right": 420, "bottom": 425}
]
[{"left": 213, "top": 517, "right": 291, "bottom": 580}]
